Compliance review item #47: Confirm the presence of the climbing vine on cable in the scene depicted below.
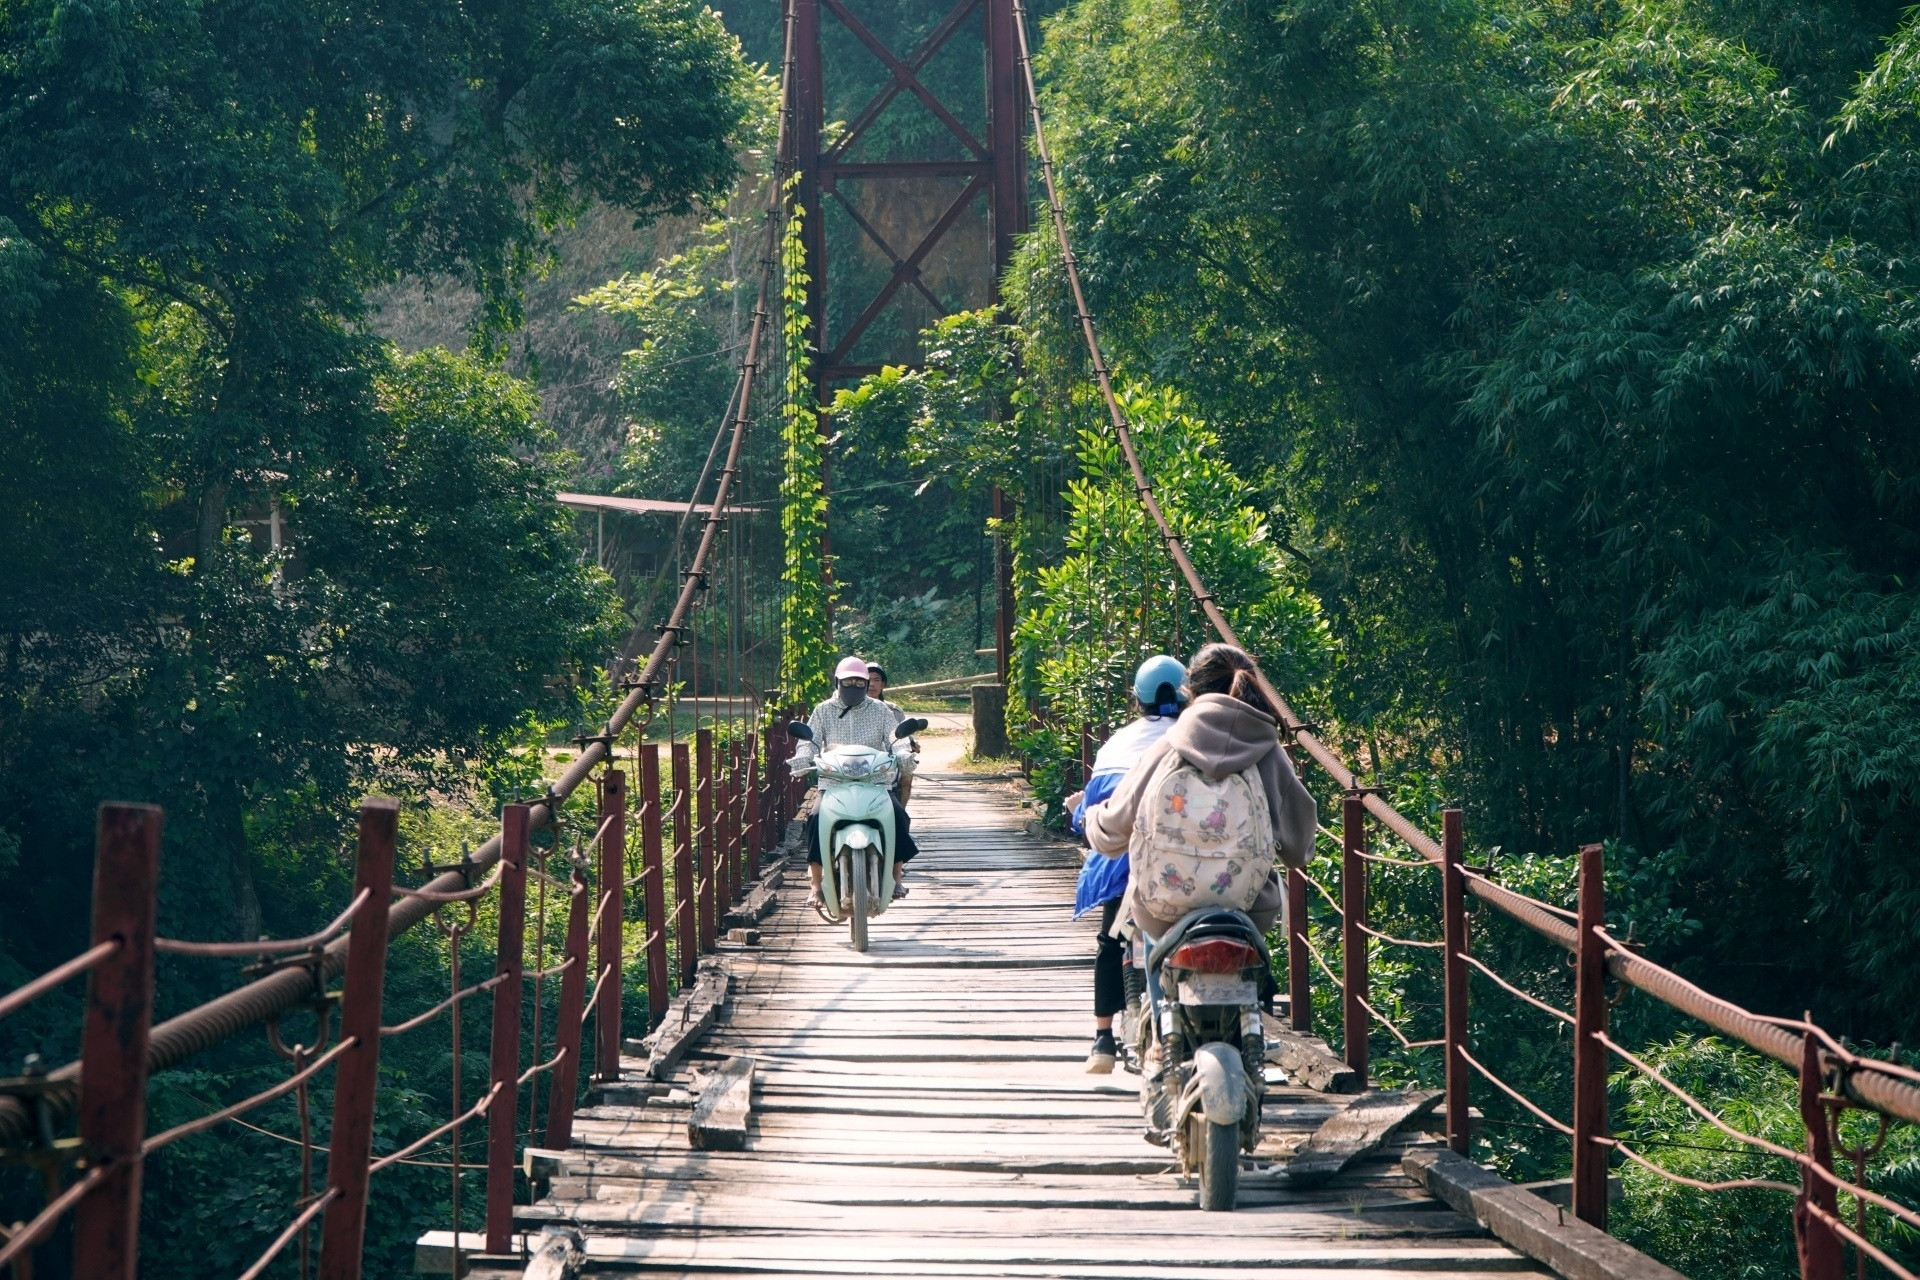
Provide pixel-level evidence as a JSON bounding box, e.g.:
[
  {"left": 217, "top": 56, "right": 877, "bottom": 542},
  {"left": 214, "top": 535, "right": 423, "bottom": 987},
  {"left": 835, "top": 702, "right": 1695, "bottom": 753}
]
[{"left": 778, "top": 194, "right": 835, "bottom": 705}]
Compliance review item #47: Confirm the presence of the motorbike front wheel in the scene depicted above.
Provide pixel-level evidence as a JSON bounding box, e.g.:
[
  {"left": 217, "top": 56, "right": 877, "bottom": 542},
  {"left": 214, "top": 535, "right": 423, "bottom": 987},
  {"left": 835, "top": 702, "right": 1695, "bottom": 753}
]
[
  {"left": 1195, "top": 1116, "right": 1240, "bottom": 1211},
  {"left": 847, "top": 852, "right": 869, "bottom": 952}
]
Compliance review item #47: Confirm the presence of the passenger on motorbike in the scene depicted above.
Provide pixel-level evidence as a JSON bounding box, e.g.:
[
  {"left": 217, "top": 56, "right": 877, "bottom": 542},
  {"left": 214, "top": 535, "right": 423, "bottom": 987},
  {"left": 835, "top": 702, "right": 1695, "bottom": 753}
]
[
  {"left": 1067, "top": 654, "right": 1187, "bottom": 1073},
  {"left": 864, "top": 662, "right": 917, "bottom": 806},
  {"left": 1083, "top": 643, "right": 1317, "bottom": 940},
  {"left": 796, "top": 656, "right": 921, "bottom": 911}
]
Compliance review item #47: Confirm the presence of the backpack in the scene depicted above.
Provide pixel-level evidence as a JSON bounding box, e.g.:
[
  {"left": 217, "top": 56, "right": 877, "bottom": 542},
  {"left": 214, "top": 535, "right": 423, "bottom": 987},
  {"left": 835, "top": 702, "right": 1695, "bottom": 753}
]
[{"left": 1133, "top": 753, "right": 1275, "bottom": 920}]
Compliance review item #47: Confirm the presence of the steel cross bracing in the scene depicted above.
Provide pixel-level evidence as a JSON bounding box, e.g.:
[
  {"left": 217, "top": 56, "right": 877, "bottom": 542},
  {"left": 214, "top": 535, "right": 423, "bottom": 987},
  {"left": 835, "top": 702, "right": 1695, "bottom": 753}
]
[{"left": 790, "top": 0, "right": 1027, "bottom": 390}]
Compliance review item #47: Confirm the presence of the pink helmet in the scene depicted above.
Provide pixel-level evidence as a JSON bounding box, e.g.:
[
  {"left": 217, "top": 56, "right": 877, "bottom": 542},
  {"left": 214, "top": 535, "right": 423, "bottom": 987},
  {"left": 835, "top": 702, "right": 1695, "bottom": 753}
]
[{"left": 833, "top": 656, "right": 871, "bottom": 684}]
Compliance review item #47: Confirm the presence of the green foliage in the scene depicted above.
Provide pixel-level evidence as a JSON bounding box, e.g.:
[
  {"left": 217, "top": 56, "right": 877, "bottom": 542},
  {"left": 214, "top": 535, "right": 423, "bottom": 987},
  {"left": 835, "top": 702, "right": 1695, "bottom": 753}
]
[
  {"left": 0, "top": 0, "right": 752, "bottom": 1260},
  {"left": 1022, "top": 0, "right": 1920, "bottom": 1040},
  {"left": 780, "top": 200, "right": 835, "bottom": 703}
]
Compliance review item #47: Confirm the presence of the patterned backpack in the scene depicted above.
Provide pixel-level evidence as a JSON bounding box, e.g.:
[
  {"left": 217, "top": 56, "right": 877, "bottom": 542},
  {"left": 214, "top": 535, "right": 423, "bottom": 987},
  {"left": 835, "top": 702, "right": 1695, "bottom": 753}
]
[{"left": 1133, "top": 754, "right": 1276, "bottom": 920}]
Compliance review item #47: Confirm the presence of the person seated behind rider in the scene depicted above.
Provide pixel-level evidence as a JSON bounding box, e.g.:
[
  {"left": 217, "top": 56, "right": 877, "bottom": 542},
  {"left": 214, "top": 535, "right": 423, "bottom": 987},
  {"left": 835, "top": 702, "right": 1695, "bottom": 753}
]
[
  {"left": 863, "top": 661, "right": 917, "bottom": 806},
  {"left": 796, "top": 656, "right": 921, "bottom": 910},
  {"left": 1066, "top": 654, "right": 1187, "bottom": 1074},
  {"left": 1083, "top": 643, "right": 1317, "bottom": 940}
]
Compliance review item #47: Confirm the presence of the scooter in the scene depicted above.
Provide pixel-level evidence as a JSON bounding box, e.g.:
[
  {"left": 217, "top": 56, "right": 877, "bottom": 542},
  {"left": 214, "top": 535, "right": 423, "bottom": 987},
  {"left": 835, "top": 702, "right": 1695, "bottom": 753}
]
[
  {"left": 787, "top": 717, "right": 927, "bottom": 952},
  {"left": 1136, "top": 908, "right": 1270, "bottom": 1210}
]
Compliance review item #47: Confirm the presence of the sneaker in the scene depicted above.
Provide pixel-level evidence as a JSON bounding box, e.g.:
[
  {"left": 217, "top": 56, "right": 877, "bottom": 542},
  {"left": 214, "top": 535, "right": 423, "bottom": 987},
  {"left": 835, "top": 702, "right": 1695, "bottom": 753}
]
[{"left": 1085, "top": 1030, "right": 1118, "bottom": 1074}]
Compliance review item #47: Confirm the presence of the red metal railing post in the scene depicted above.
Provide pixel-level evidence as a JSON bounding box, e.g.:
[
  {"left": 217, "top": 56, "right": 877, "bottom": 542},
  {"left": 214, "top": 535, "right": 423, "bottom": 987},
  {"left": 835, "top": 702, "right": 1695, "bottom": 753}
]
[
  {"left": 596, "top": 769, "right": 626, "bottom": 1082},
  {"left": 745, "top": 734, "right": 763, "bottom": 879},
  {"left": 543, "top": 866, "right": 591, "bottom": 1151},
  {"left": 1572, "top": 841, "right": 1611, "bottom": 1229},
  {"left": 640, "top": 746, "right": 669, "bottom": 1024},
  {"left": 484, "top": 804, "right": 530, "bottom": 1255},
  {"left": 696, "top": 728, "right": 716, "bottom": 953},
  {"left": 1340, "top": 794, "right": 1368, "bottom": 1083},
  {"left": 1441, "top": 808, "right": 1470, "bottom": 1156},
  {"left": 318, "top": 798, "right": 399, "bottom": 1280},
  {"left": 70, "top": 803, "right": 162, "bottom": 1280},
  {"left": 719, "top": 742, "right": 736, "bottom": 909},
  {"left": 1281, "top": 744, "right": 1310, "bottom": 1035},
  {"left": 1286, "top": 866, "right": 1311, "bottom": 1034},
  {"left": 671, "top": 742, "right": 696, "bottom": 985},
  {"left": 1795, "top": 1032, "right": 1844, "bottom": 1280},
  {"left": 732, "top": 739, "right": 747, "bottom": 895}
]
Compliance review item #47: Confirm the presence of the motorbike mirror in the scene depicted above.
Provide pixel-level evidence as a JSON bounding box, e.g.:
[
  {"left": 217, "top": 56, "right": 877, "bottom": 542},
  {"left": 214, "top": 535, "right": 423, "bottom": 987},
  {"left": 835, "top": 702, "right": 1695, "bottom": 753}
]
[
  {"left": 786, "top": 721, "right": 814, "bottom": 742},
  {"left": 894, "top": 717, "right": 929, "bottom": 738}
]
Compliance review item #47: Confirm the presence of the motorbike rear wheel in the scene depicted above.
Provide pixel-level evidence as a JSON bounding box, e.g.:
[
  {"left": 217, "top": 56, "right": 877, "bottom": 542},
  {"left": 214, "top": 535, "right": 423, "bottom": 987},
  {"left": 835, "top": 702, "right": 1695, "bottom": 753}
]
[
  {"left": 1196, "top": 1116, "right": 1240, "bottom": 1211},
  {"left": 848, "top": 851, "right": 869, "bottom": 952}
]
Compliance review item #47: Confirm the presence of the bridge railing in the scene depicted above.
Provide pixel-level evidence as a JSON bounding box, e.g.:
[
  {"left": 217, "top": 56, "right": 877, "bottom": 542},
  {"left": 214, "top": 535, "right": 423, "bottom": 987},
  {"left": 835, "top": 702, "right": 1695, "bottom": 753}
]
[
  {"left": 1280, "top": 783, "right": 1920, "bottom": 1280},
  {"left": 0, "top": 723, "right": 792, "bottom": 1279},
  {"left": 1005, "top": 0, "right": 1920, "bottom": 1273}
]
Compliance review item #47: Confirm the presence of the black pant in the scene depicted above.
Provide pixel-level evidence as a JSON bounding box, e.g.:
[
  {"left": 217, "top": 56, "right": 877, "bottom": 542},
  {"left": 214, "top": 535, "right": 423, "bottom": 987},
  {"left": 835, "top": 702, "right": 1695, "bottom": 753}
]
[
  {"left": 805, "top": 799, "right": 919, "bottom": 865},
  {"left": 1095, "top": 896, "right": 1126, "bottom": 1019}
]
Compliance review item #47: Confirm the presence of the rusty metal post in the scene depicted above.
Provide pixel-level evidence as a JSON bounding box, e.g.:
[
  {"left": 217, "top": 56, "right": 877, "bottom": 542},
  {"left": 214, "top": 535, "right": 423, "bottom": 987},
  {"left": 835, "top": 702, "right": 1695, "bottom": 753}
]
[
  {"left": 484, "top": 804, "right": 530, "bottom": 1255},
  {"left": 1441, "top": 809, "right": 1470, "bottom": 1156},
  {"left": 1287, "top": 866, "right": 1311, "bottom": 1034},
  {"left": 671, "top": 742, "right": 696, "bottom": 985},
  {"left": 1572, "top": 841, "right": 1611, "bottom": 1229},
  {"left": 1796, "top": 1032, "right": 1844, "bottom": 1280},
  {"left": 318, "top": 798, "right": 399, "bottom": 1280},
  {"left": 745, "top": 734, "right": 763, "bottom": 880},
  {"left": 70, "top": 803, "right": 162, "bottom": 1280},
  {"left": 596, "top": 770, "right": 626, "bottom": 1082},
  {"left": 1281, "top": 745, "right": 1310, "bottom": 1035},
  {"left": 1340, "top": 794, "right": 1368, "bottom": 1083},
  {"left": 543, "top": 866, "right": 591, "bottom": 1150},
  {"left": 640, "top": 746, "right": 669, "bottom": 1024},
  {"left": 761, "top": 724, "right": 780, "bottom": 852},
  {"left": 696, "top": 728, "right": 716, "bottom": 953},
  {"left": 721, "top": 741, "right": 738, "bottom": 908},
  {"left": 992, "top": 486, "right": 1012, "bottom": 684}
]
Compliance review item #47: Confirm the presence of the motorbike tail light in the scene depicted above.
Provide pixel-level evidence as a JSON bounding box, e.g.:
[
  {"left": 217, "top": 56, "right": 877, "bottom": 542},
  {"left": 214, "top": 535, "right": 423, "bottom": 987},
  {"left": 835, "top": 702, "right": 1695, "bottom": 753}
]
[{"left": 1164, "top": 938, "right": 1262, "bottom": 974}]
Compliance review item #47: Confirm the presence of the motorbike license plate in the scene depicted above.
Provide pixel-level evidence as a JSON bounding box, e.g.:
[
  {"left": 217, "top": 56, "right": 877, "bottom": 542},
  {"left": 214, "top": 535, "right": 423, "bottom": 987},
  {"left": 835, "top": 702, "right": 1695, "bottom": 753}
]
[{"left": 1176, "top": 974, "right": 1256, "bottom": 1006}]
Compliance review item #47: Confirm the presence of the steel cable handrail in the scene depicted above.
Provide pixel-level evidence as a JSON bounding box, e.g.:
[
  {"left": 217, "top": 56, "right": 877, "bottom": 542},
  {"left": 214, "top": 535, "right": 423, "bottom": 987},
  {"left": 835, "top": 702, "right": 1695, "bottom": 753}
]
[
  {"left": 0, "top": 939, "right": 118, "bottom": 1020},
  {"left": 142, "top": 1037, "right": 355, "bottom": 1155},
  {"left": 391, "top": 862, "right": 503, "bottom": 904},
  {"left": 0, "top": 1163, "right": 112, "bottom": 1270},
  {"left": 368, "top": 1083, "right": 502, "bottom": 1175},
  {"left": 1456, "top": 1044, "right": 1573, "bottom": 1135},
  {"left": 155, "top": 890, "right": 370, "bottom": 957},
  {"left": 1458, "top": 951, "right": 1575, "bottom": 1027},
  {"left": 235, "top": 1188, "right": 339, "bottom": 1280},
  {"left": 380, "top": 972, "right": 509, "bottom": 1038}
]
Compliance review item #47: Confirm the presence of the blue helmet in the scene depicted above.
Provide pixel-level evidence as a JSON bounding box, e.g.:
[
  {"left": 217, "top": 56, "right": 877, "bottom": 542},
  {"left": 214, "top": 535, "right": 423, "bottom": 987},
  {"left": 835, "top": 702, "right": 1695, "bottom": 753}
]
[{"left": 1132, "top": 655, "right": 1188, "bottom": 718}]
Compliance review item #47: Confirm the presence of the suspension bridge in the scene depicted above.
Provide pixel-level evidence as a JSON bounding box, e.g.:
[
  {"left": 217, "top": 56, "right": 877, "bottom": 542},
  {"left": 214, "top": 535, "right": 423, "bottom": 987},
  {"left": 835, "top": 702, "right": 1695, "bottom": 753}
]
[{"left": 5, "top": 0, "right": 1920, "bottom": 1276}]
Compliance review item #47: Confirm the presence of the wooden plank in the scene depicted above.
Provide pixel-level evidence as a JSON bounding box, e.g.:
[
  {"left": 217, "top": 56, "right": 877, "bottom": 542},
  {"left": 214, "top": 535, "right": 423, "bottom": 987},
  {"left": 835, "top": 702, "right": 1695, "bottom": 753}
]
[
  {"left": 688, "top": 1056, "right": 755, "bottom": 1151},
  {"left": 1265, "top": 1023, "right": 1364, "bottom": 1094},
  {"left": 631, "top": 956, "right": 732, "bottom": 1081},
  {"left": 1403, "top": 1148, "right": 1682, "bottom": 1280},
  {"left": 1286, "top": 1089, "right": 1442, "bottom": 1186}
]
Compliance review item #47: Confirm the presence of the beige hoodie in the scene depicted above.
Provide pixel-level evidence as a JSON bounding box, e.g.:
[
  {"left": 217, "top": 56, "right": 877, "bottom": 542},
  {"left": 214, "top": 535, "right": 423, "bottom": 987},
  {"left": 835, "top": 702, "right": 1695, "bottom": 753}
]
[{"left": 1085, "top": 692, "right": 1317, "bottom": 933}]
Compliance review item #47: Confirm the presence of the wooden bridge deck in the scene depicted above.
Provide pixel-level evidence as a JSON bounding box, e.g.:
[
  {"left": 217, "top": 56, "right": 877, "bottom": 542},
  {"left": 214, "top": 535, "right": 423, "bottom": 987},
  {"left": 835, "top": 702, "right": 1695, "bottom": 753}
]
[{"left": 481, "top": 739, "right": 1550, "bottom": 1278}]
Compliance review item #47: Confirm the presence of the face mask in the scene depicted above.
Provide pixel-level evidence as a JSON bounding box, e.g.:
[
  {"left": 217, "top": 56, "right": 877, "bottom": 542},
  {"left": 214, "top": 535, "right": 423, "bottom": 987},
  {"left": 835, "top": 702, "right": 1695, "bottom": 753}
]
[{"left": 839, "top": 682, "right": 868, "bottom": 707}]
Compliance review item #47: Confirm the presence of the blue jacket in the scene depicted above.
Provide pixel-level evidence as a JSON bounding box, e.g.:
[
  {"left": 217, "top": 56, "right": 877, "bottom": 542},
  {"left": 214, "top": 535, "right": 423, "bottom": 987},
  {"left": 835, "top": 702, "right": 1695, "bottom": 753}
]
[{"left": 1071, "top": 715, "right": 1176, "bottom": 917}]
